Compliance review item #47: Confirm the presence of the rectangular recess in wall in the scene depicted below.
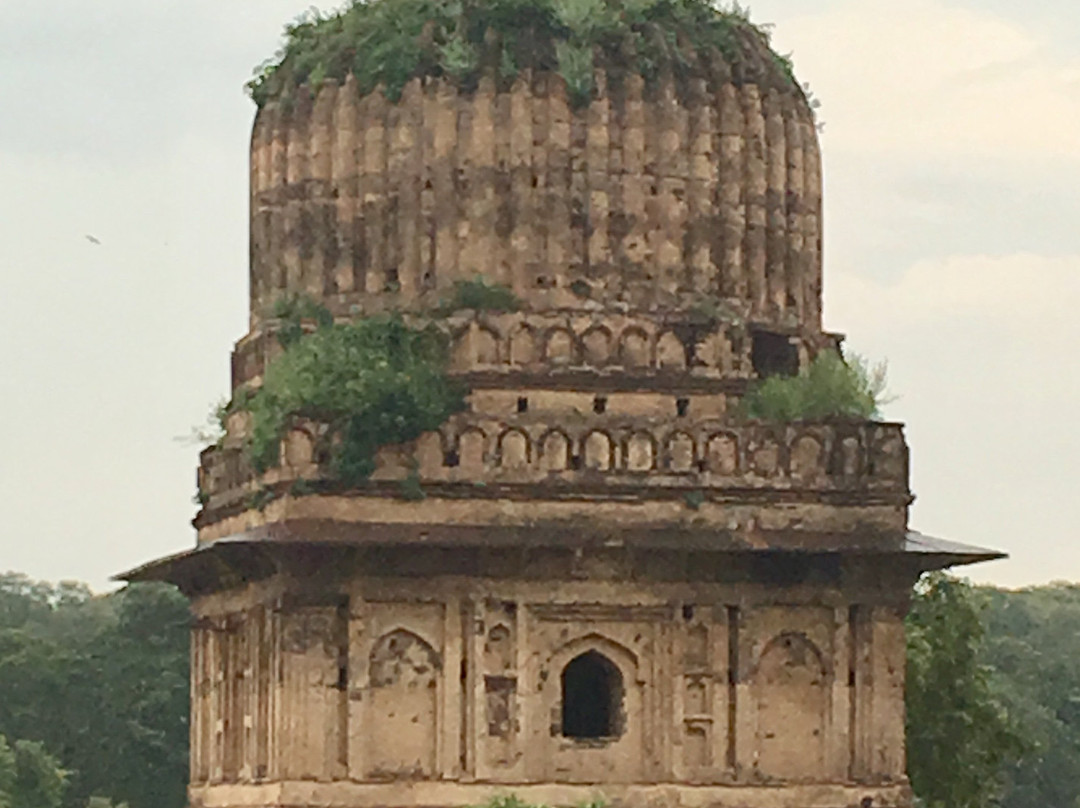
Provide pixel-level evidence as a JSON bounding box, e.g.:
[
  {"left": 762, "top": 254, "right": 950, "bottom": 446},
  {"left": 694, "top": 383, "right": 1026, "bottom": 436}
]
[
  {"left": 848, "top": 603, "right": 860, "bottom": 780},
  {"left": 726, "top": 605, "right": 739, "bottom": 771}
]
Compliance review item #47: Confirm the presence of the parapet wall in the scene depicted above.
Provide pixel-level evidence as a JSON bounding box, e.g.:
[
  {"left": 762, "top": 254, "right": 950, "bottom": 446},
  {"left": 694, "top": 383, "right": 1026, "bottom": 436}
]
[{"left": 194, "top": 418, "right": 909, "bottom": 544}]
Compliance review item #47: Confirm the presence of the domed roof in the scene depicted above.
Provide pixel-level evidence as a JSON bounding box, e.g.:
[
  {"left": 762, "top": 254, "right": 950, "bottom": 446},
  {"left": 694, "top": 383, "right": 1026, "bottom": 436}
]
[{"left": 245, "top": 0, "right": 822, "bottom": 343}]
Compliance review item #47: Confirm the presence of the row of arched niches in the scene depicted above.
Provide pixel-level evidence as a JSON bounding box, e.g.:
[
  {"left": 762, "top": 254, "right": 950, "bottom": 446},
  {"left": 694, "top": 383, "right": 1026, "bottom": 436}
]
[
  {"left": 198, "top": 417, "right": 908, "bottom": 511},
  {"left": 231, "top": 310, "right": 833, "bottom": 388}
]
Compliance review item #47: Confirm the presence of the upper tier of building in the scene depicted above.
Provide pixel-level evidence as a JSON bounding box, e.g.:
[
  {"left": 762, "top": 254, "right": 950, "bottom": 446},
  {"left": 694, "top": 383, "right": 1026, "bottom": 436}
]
[{"left": 247, "top": 1, "right": 821, "bottom": 334}]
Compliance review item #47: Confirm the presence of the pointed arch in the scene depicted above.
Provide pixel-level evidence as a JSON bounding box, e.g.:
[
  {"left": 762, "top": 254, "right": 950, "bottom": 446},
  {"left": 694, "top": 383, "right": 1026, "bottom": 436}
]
[
  {"left": 753, "top": 631, "right": 829, "bottom": 781},
  {"left": 666, "top": 430, "right": 696, "bottom": 473},
  {"left": 497, "top": 428, "right": 531, "bottom": 470},
  {"left": 509, "top": 324, "right": 538, "bottom": 367},
  {"left": 475, "top": 325, "right": 501, "bottom": 366},
  {"left": 561, "top": 651, "right": 624, "bottom": 739},
  {"left": 545, "top": 327, "right": 579, "bottom": 367},
  {"left": 583, "top": 430, "right": 616, "bottom": 471},
  {"left": 705, "top": 432, "right": 739, "bottom": 475},
  {"left": 367, "top": 628, "right": 441, "bottom": 777},
  {"left": 618, "top": 327, "right": 652, "bottom": 369},
  {"left": 539, "top": 429, "right": 571, "bottom": 472},
  {"left": 581, "top": 325, "right": 614, "bottom": 367},
  {"left": 625, "top": 431, "right": 656, "bottom": 472},
  {"left": 656, "top": 330, "right": 687, "bottom": 370},
  {"left": 457, "top": 427, "right": 488, "bottom": 474}
]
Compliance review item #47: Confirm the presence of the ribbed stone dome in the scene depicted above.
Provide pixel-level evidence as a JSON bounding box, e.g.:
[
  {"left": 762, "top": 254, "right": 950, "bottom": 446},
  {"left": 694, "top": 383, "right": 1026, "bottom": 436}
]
[{"left": 247, "top": 13, "right": 821, "bottom": 333}]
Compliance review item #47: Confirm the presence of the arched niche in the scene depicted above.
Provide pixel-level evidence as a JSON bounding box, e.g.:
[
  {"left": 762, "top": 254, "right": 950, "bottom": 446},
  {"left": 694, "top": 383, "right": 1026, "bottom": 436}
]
[
  {"left": 753, "top": 632, "right": 828, "bottom": 781},
  {"left": 475, "top": 326, "right": 501, "bottom": 366},
  {"left": 282, "top": 427, "right": 315, "bottom": 471},
  {"left": 656, "top": 331, "right": 687, "bottom": 370},
  {"left": 581, "top": 326, "right": 613, "bottom": 367},
  {"left": 705, "top": 433, "right": 739, "bottom": 475},
  {"left": 540, "top": 430, "right": 570, "bottom": 472},
  {"left": 498, "top": 429, "right": 530, "bottom": 470},
  {"left": 583, "top": 431, "right": 615, "bottom": 471},
  {"left": 509, "top": 325, "right": 538, "bottom": 367},
  {"left": 750, "top": 438, "right": 781, "bottom": 477},
  {"left": 367, "top": 629, "right": 441, "bottom": 778},
  {"left": 840, "top": 435, "right": 862, "bottom": 477},
  {"left": 667, "top": 431, "right": 696, "bottom": 473},
  {"left": 458, "top": 428, "right": 487, "bottom": 475},
  {"left": 485, "top": 623, "right": 514, "bottom": 673},
  {"left": 626, "top": 432, "right": 655, "bottom": 472},
  {"left": 545, "top": 328, "right": 578, "bottom": 367},
  {"left": 619, "top": 328, "right": 652, "bottom": 369},
  {"left": 870, "top": 432, "right": 906, "bottom": 481},
  {"left": 789, "top": 434, "right": 823, "bottom": 482}
]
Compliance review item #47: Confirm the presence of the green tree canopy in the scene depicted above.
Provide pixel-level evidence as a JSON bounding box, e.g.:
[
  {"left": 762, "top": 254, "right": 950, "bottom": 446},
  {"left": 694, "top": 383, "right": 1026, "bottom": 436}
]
[
  {"left": 0, "top": 577, "right": 188, "bottom": 808},
  {"left": 906, "top": 574, "right": 1025, "bottom": 808},
  {"left": 0, "top": 736, "right": 67, "bottom": 808}
]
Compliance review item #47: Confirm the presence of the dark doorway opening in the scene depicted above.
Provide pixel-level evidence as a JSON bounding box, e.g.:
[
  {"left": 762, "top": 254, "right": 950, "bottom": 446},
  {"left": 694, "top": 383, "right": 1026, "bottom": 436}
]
[
  {"left": 561, "top": 651, "right": 623, "bottom": 739},
  {"left": 751, "top": 331, "right": 799, "bottom": 378}
]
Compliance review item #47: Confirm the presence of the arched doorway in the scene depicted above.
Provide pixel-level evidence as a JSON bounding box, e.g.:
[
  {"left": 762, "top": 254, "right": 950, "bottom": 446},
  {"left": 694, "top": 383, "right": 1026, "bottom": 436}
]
[{"left": 561, "top": 650, "right": 623, "bottom": 739}]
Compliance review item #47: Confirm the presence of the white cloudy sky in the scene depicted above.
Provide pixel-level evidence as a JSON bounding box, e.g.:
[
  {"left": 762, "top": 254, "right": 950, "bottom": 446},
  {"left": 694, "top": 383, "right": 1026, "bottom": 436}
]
[{"left": 1, "top": 0, "right": 1077, "bottom": 590}]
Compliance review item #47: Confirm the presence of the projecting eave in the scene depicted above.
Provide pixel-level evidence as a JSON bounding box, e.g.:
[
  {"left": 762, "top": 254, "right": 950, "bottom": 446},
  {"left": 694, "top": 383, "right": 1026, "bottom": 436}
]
[
  {"left": 117, "top": 527, "right": 1004, "bottom": 597},
  {"left": 898, "top": 530, "right": 1006, "bottom": 571}
]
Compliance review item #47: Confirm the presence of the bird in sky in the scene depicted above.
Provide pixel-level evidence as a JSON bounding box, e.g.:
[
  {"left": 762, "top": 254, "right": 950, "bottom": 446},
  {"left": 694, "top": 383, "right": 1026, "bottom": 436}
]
[{"left": 85, "top": 234, "right": 101, "bottom": 245}]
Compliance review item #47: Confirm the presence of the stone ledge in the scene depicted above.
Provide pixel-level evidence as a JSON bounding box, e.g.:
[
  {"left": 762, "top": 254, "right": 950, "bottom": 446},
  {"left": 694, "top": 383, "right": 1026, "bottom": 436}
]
[{"left": 189, "top": 779, "right": 913, "bottom": 808}]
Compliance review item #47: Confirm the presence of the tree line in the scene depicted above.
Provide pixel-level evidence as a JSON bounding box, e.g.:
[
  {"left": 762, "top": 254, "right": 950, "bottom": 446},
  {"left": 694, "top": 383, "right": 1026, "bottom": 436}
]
[{"left": 0, "top": 570, "right": 1076, "bottom": 808}]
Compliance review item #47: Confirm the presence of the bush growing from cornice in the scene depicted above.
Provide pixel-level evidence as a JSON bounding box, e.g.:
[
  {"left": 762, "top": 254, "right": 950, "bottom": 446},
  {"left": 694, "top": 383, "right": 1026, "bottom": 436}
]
[
  {"left": 742, "top": 351, "right": 890, "bottom": 422},
  {"left": 434, "top": 277, "right": 522, "bottom": 315},
  {"left": 246, "top": 0, "right": 798, "bottom": 107},
  {"left": 237, "top": 313, "right": 466, "bottom": 484}
]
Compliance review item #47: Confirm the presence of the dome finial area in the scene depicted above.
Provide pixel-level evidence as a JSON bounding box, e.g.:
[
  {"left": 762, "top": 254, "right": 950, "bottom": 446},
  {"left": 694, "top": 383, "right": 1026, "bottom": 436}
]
[{"left": 247, "top": 0, "right": 804, "bottom": 107}]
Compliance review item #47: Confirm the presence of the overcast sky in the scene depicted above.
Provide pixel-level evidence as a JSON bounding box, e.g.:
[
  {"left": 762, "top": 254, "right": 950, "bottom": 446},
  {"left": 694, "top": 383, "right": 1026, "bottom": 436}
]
[{"left": 2, "top": 0, "right": 1077, "bottom": 590}]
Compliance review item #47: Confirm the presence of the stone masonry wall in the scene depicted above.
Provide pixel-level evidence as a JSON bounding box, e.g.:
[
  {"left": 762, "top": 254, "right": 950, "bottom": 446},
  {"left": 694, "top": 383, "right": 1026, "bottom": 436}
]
[
  {"left": 247, "top": 72, "right": 821, "bottom": 330},
  {"left": 188, "top": 562, "right": 909, "bottom": 803}
]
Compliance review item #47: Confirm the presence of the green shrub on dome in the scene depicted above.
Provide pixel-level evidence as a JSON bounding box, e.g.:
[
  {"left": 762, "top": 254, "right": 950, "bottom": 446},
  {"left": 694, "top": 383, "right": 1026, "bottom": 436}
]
[{"left": 247, "top": 0, "right": 798, "bottom": 107}]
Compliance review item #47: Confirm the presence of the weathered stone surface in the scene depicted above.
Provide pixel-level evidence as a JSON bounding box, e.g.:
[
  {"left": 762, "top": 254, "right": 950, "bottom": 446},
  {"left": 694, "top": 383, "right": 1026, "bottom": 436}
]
[
  {"left": 246, "top": 74, "right": 820, "bottom": 330},
  {"left": 133, "top": 22, "right": 991, "bottom": 806},
  {"left": 186, "top": 559, "right": 915, "bottom": 799}
]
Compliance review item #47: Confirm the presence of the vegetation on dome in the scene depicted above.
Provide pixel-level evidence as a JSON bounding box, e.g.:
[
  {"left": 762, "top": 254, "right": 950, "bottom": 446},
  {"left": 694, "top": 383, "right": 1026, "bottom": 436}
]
[
  {"left": 247, "top": 0, "right": 798, "bottom": 107},
  {"left": 234, "top": 302, "right": 465, "bottom": 484},
  {"left": 742, "top": 351, "right": 891, "bottom": 422}
]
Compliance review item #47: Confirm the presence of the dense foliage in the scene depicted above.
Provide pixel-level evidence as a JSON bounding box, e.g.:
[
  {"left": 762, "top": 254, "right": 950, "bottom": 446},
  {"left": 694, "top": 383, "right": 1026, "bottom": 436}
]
[
  {"left": 238, "top": 312, "right": 465, "bottom": 483},
  {"left": 978, "top": 583, "right": 1080, "bottom": 808},
  {"left": 0, "top": 736, "right": 67, "bottom": 808},
  {"left": 742, "top": 351, "right": 889, "bottom": 422},
  {"left": 247, "top": 0, "right": 796, "bottom": 107},
  {"left": 906, "top": 574, "right": 1024, "bottom": 808},
  {"left": 0, "top": 575, "right": 189, "bottom": 808}
]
